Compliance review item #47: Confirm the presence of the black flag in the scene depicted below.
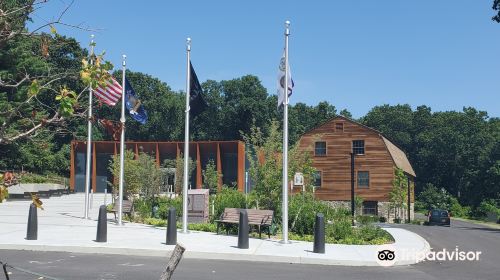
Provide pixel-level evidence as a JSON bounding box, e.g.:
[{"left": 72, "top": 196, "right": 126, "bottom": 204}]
[{"left": 189, "top": 62, "right": 207, "bottom": 117}]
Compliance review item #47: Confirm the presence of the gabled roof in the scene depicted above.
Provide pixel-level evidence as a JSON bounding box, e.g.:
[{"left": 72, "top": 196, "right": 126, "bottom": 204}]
[
  {"left": 381, "top": 136, "right": 416, "bottom": 177},
  {"left": 303, "top": 115, "right": 416, "bottom": 177}
]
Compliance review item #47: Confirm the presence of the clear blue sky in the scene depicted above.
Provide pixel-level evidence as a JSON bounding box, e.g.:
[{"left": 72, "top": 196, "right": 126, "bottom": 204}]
[{"left": 30, "top": 0, "right": 500, "bottom": 118}]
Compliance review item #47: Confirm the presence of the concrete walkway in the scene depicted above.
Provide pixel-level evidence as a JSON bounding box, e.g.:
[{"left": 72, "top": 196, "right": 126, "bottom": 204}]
[{"left": 0, "top": 194, "right": 430, "bottom": 266}]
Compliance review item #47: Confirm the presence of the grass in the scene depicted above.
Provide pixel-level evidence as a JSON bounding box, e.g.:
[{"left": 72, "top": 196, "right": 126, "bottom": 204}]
[{"left": 451, "top": 217, "right": 500, "bottom": 229}]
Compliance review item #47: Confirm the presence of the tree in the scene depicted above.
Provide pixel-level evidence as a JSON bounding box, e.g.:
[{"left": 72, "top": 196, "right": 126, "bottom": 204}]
[
  {"left": 163, "top": 155, "right": 195, "bottom": 194},
  {"left": 0, "top": 0, "right": 106, "bottom": 145},
  {"left": 202, "top": 159, "right": 219, "bottom": 194},
  {"left": 389, "top": 168, "right": 408, "bottom": 222},
  {"left": 108, "top": 150, "right": 161, "bottom": 200},
  {"left": 242, "top": 121, "right": 316, "bottom": 219},
  {"left": 493, "top": 0, "right": 500, "bottom": 22}
]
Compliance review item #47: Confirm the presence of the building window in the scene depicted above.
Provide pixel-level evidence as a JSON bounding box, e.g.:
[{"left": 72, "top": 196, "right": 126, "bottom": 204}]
[
  {"left": 357, "top": 171, "right": 369, "bottom": 188},
  {"left": 314, "top": 141, "right": 327, "bottom": 156},
  {"left": 362, "top": 201, "right": 378, "bottom": 215},
  {"left": 313, "top": 171, "right": 322, "bottom": 188},
  {"left": 352, "top": 140, "right": 365, "bottom": 155},
  {"left": 335, "top": 122, "right": 344, "bottom": 132}
]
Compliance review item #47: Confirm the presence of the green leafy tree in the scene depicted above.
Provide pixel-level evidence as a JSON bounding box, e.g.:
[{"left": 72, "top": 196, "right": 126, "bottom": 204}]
[
  {"left": 493, "top": 0, "right": 500, "bottom": 22},
  {"left": 243, "top": 121, "right": 316, "bottom": 220},
  {"left": 389, "top": 168, "right": 408, "bottom": 221},
  {"left": 202, "top": 159, "right": 220, "bottom": 194}
]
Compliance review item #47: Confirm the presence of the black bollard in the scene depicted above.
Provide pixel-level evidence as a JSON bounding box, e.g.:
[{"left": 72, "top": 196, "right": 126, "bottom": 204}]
[
  {"left": 313, "top": 213, "right": 325, "bottom": 254},
  {"left": 96, "top": 205, "right": 107, "bottom": 242},
  {"left": 26, "top": 203, "right": 38, "bottom": 240},
  {"left": 166, "top": 207, "right": 177, "bottom": 245},
  {"left": 238, "top": 210, "right": 249, "bottom": 249}
]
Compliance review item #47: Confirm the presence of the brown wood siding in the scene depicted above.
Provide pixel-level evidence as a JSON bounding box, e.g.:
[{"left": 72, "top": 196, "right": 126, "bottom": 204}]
[{"left": 299, "top": 118, "right": 395, "bottom": 202}]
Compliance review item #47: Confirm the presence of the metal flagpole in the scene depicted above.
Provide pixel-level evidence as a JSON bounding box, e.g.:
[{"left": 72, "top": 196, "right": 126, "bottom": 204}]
[
  {"left": 84, "top": 34, "right": 95, "bottom": 220},
  {"left": 117, "top": 54, "right": 127, "bottom": 226},
  {"left": 182, "top": 38, "right": 191, "bottom": 234},
  {"left": 281, "top": 20, "right": 290, "bottom": 243}
]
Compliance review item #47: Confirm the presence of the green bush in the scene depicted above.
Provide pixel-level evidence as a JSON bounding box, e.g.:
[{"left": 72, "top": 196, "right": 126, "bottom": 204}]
[
  {"left": 0, "top": 186, "right": 8, "bottom": 202},
  {"left": 474, "top": 199, "right": 499, "bottom": 218},
  {"left": 449, "top": 197, "right": 471, "bottom": 218},
  {"left": 144, "top": 217, "right": 166, "bottom": 227},
  {"left": 356, "top": 215, "right": 379, "bottom": 225},
  {"left": 188, "top": 223, "right": 217, "bottom": 232},
  {"left": 326, "top": 219, "right": 353, "bottom": 240},
  {"left": 212, "top": 187, "right": 246, "bottom": 222},
  {"left": 20, "top": 173, "right": 49, "bottom": 183},
  {"left": 157, "top": 196, "right": 183, "bottom": 219},
  {"left": 289, "top": 193, "right": 350, "bottom": 235}
]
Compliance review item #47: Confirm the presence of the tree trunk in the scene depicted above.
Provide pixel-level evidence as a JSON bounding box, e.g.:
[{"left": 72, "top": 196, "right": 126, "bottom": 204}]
[{"left": 158, "top": 244, "right": 186, "bottom": 280}]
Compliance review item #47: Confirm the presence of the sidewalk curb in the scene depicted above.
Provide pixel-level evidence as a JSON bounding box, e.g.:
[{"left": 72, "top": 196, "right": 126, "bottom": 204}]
[
  {"left": 0, "top": 243, "right": 389, "bottom": 266},
  {"left": 0, "top": 229, "right": 430, "bottom": 267}
]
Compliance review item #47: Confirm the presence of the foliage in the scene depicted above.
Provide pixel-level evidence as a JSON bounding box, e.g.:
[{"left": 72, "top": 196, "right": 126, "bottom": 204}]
[
  {"left": 289, "top": 224, "right": 393, "bottom": 245},
  {"left": 109, "top": 151, "right": 160, "bottom": 199},
  {"left": 202, "top": 159, "right": 219, "bottom": 194},
  {"left": 493, "top": 0, "right": 500, "bottom": 22},
  {"left": 243, "top": 121, "right": 317, "bottom": 219},
  {"left": 389, "top": 168, "right": 408, "bottom": 220},
  {"left": 356, "top": 215, "right": 379, "bottom": 225},
  {"left": 354, "top": 195, "right": 364, "bottom": 216},
  {"left": 363, "top": 105, "right": 500, "bottom": 208},
  {"left": 212, "top": 186, "right": 246, "bottom": 221},
  {"left": 289, "top": 192, "right": 350, "bottom": 235},
  {"left": 0, "top": 186, "right": 8, "bottom": 202},
  {"left": 163, "top": 155, "right": 195, "bottom": 194},
  {"left": 474, "top": 199, "right": 500, "bottom": 218}
]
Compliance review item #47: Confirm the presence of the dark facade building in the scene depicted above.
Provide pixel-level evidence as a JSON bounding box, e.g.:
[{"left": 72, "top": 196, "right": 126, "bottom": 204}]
[{"left": 70, "top": 140, "right": 246, "bottom": 193}]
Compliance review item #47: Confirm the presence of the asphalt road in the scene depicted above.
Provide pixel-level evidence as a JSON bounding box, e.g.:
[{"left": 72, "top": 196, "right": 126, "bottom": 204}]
[{"left": 0, "top": 219, "right": 498, "bottom": 280}]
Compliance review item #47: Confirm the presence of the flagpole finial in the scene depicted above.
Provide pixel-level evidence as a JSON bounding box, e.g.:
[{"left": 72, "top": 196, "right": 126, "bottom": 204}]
[
  {"left": 285, "top": 20, "right": 290, "bottom": 35},
  {"left": 186, "top": 37, "right": 191, "bottom": 51},
  {"left": 90, "top": 34, "right": 95, "bottom": 40},
  {"left": 122, "top": 55, "right": 126, "bottom": 67}
]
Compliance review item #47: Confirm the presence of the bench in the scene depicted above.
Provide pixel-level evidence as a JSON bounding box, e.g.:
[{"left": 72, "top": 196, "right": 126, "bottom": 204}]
[
  {"left": 108, "top": 200, "right": 133, "bottom": 220},
  {"left": 215, "top": 208, "right": 273, "bottom": 238}
]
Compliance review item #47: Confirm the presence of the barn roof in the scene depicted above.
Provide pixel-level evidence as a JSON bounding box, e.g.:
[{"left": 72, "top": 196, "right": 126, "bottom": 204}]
[{"left": 302, "top": 115, "right": 416, "bottom": 177}]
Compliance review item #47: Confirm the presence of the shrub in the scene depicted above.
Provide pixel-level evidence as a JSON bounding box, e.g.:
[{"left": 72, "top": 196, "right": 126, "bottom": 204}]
[
  {"left": 144, "top": 217, "right": 166, "bottom": 227},
  {"left": 379, "top": 216, "right": 387, "bottom": 223},
  {"left": 289, "top": 193, "right": 351, "bottom": 235},
  {"left": 157, "top": 196, "right": 183, "bottom": 219},
  {"left": 449, "top": 197, "right": 471, "bottom": 218},
  {"left": 0, "top": 186, "right": 8, "bottom": 202},
  {"left": 356, "top": 215, "right": 379, "bottom": 225},
  {"left": 20, "top": 173, "right": 49, "bottom": 183},
  {"left": 212, "top": 187, "right": 246, "bottom": 221},
  {"left": 474, "top": 199, "right": 499, "bottom": 218}
]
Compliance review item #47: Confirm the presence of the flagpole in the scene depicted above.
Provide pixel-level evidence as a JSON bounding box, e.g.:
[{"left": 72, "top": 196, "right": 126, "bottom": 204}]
[
  {"left": 182, "top": 38, "right": 191, "bottom": 234},
  {"left": 118, "top": 54, "right": 127, "bottom": 226},
  {"left": 84, "top": 34, "right": 95, "bottom": 220},
  {"left": 281, "top": 20, "right": 290, "bottom": 244}
]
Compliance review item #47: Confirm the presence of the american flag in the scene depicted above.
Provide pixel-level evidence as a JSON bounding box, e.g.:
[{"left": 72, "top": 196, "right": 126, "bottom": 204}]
[{"left": 94, "top": 77, "right": 122, "bottom": 106}]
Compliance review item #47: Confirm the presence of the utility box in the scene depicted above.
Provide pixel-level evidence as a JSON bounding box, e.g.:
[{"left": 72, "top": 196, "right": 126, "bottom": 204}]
[{"left": 187, "top": 189, "right": 209, "bottom": 223}]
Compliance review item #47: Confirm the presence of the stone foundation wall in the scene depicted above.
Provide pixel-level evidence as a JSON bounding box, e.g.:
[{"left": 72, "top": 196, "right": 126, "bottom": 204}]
[{"left": 321, "top": 200, "right": 414, "bottom": 223}]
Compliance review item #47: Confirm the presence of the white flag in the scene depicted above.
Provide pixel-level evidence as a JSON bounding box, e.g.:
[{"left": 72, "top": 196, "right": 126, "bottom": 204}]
[{"left": 277, "top": 51, "right": 294, "bottom": 108}]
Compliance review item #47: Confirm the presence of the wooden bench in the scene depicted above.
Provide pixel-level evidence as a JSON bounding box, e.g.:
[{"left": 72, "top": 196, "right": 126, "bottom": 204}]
[
  {"left": 108, "top": 200, "right": 133, "bottom": 220},
  {"left": 215, "top": 208, "right": 273, "bottom": 238}
]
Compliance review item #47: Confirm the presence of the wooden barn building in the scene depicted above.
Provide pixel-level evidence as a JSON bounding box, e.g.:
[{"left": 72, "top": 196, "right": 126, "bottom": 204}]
[{"left": 298, "top": 116, "right": 416, "bottom": 221}]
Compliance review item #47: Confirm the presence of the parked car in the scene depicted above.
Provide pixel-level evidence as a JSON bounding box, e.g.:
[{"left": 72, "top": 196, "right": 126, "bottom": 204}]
[{"left": 427, "top": 209, "right": 451, "bottom": 226}]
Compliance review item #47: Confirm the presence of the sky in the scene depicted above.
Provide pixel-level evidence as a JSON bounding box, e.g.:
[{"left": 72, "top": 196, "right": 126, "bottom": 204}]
[{"left": 29, "top": 0, "right": 500, "bottom": 118}]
